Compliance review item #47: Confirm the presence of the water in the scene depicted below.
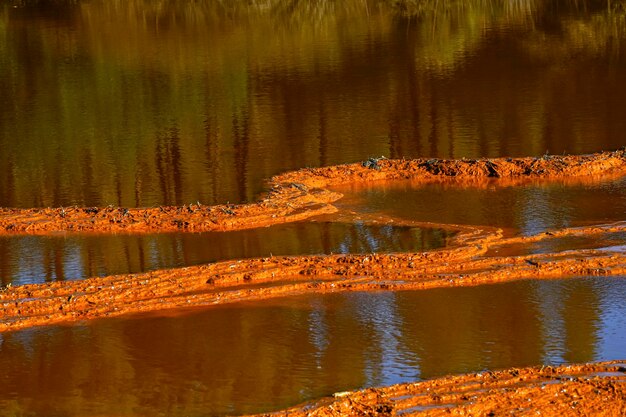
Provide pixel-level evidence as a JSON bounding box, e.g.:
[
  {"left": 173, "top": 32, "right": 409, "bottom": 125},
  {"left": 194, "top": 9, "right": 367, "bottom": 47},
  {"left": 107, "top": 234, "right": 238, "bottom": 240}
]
[
  {"left": 0, "top": 222, "right": 452, "bottom": 286},
  {"left": 2, "top": 2, "right": 626, "bottom": 415},
  {"left": 0, "top": 277, "right": 624, "bottom": 415},
  {"left": 335, "top": 176, "right": 626, "bottom": 234},
  {"left": 1, "top": 1, "right": 626, "bottom": 208}
]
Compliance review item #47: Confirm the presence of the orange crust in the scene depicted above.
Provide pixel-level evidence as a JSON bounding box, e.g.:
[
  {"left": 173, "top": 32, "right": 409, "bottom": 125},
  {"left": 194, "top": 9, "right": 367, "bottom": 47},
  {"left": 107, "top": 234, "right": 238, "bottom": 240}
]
[
  {"left": 1, "top": 149, "right": 625, "bottom": 332},
  {"left": 1, "top": 149, "right": 624, "bottom": 235},
  {"left": 264, "top": 361, "right": 626, "bottom": 416}
]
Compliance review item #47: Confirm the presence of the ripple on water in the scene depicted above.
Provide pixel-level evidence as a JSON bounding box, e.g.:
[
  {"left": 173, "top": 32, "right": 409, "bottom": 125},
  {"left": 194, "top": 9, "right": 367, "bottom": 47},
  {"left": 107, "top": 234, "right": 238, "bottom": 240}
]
[{"left": 0, "top": 277, "right": 624, "bottom": 415}]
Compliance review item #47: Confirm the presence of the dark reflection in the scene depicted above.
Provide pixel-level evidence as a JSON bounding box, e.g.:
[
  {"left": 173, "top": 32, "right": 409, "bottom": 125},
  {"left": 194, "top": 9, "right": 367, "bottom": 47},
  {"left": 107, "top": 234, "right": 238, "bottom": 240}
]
[
  {"left": 0, "top": 222, "right": 452, "bottom": 286},
  {"left": 155, "top": 125, "right": 184, "bottom": 207},
  {"left": 0, "top": 277, "right": 623, "bottom": 415},
  {"left": 336, "top": 177, "right": 626, "bottom": 233},
  {"left": 1, "top": 1, "right": 626, "bottom": 207}
]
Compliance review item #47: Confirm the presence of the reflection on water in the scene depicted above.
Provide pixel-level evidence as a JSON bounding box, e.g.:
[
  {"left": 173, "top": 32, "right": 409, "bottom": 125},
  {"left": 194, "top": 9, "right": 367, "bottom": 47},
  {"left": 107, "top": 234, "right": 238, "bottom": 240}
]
[
  {"left": 0, "top": 277, "right": 624, "bottom": 415},
  {"left": 1, "top": 1, "right": 626, "bottom": 207},
  {"left": 336, "top": 176, "right": 626, "bottom": 234},
  {"left": 0, "top": 222, "right": 451, "bottom": 286}
]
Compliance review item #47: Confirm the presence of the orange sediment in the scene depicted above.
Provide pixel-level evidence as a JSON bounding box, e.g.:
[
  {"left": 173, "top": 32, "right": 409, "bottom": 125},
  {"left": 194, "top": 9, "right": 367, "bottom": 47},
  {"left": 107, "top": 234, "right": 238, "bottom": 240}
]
[
  {"left": 1, "top": 150, "right": 626, "bottom": 416},
  {"left": 1, "top": 149, "right": 626, "bottom": 330},
  {"left": 264, "top": 361, "right": 626, "bottom": 416},
  {"left": 1, "top": 218, "right": 625, "bottom": 332},
  {"left": 1, "top": 149, "right": 624, "bottom": 235},
  {"left": 1, "top": 150, "right": 626, "bottom": 330}
]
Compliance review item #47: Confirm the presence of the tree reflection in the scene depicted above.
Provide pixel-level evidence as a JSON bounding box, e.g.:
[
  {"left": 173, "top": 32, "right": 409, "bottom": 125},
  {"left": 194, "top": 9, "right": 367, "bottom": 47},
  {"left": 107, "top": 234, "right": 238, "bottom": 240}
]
[
  {"left": 155, "top": 125, "right": 184, "bottom": 206},
  {"left": 561, "top": 280, "right": 600, "bottom": 363},
  {"left": 1, "top": 1, "right": 625, "bottom": 207}
]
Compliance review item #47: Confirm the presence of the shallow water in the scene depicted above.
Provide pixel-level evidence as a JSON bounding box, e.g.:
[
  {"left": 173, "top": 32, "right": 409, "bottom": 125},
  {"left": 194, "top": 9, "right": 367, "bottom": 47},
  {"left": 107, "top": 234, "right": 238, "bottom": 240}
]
[
  {"left": 1, "top": 277, "right": 624, "bottom": 415},
  {"left": 0, "top": 222, "right": 452, "bottom": 286},
  {"left": 336, "top": 176, "right": 626, "bottom": 234},
  {"left": 2, "top": 2, "right": 626, "bottom": 415},
  {"left": 1, "top": 1, "right": 626, "bottom": 207},
  {"left": 488, "top": 232, "right": 626, "bottom": 257}
]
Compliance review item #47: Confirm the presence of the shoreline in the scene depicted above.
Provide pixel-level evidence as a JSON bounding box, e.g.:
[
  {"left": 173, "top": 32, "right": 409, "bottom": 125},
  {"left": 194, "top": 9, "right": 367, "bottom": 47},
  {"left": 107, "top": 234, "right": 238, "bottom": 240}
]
[
  {"left": 261, "top": 361, "right": 626, "bottom": 416},
  {"left": 1, "top": 220, "right": 625, "bottom": 332},
  {"left": 0, "top": 150, "right": 625, "bottom": 332},
  {"left": 1, "top": 149, "right": 624, "bottom": 236}
]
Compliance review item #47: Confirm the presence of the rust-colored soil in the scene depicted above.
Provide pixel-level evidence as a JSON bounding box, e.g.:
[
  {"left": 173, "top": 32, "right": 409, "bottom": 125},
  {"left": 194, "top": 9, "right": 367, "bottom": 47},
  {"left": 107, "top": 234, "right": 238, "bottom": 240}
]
[
  {"left": 2, "top": 149, "right": 626, "bottom": 332},
  {"left": 265, "top": 361, "right": 626, "bottom": 416},
  {"left": 1, "top": 150, "right": 626, "bottom": 416},
  {"left": 1, "top": 149, "right": 624, "bottom": 235},
  {"left": 1, "top": 218, "right": 625, "bottom": 332}
]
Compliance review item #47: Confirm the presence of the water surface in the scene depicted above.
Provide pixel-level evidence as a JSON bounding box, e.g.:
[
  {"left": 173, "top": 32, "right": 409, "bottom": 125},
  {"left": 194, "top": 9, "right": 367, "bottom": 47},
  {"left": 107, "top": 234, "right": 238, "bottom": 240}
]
[
  {"left": 336, "top": 176, "right": 626, "bottom": 234},
  {"left": 2, "top": 1, "right": 626, "bottom": 207},
  {"left": 0, "top": 222, "right": 452, "bottom": 286},
  {"left": 1, "top": 277, "right": 624, "bottom": 415},
  {"left": 2, "top": 2, "right": 626, "bottom": 416}
]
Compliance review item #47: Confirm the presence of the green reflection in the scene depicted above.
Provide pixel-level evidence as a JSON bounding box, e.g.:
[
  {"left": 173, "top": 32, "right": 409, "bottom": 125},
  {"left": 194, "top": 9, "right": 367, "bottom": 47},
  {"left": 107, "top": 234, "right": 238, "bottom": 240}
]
[{"left": 1, "top": 0, "right": 625, "bottom": 208}]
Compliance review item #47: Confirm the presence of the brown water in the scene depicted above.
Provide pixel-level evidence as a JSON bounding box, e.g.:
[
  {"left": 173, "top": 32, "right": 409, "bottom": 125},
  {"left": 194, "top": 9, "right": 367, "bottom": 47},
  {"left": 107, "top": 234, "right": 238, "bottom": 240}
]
[
  {"left": 2, "top": 0, "right": 626, "bottom": 208},
  {"left": 2, "top": 2, "right": 626, "bottom": 416},
  {"left": 0, "top": 222, "right": 452, "bottom": 286},
  {"left": 1, "top": 277, "right": 624, "bottom": 415},
  {"left": 336, "top": 176, "right": 626, "bottom": 234}
]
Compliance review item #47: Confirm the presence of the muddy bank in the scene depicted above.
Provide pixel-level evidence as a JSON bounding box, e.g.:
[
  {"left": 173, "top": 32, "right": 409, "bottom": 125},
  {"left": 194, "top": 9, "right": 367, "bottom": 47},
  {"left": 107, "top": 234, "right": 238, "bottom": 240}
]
[
  {"left": 265, "top": 361, "right": 626, "bottom": 416},
  {"left": 1, "top": 149, "right": 625, "bottom": 330},
  {"left": 1, "top": 220, "right": 625, "bottom": 332},
  {"left": 0, "top": 189, "right": 341, "bottom": 235},
  {"left": 1, "top": 149, "right": 625, "bottom": 235}
]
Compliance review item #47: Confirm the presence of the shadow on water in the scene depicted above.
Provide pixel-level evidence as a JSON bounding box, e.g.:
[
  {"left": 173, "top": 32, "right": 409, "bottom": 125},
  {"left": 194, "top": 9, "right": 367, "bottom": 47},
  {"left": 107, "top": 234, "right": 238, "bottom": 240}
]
[
  {"left": 0, "top": 222, "right": 453, "bottom": 286},
  {"left": 1, "top": 0, "right": 626, "bottom": 207},
  {"left": 0, "top": 277, "right": 624, "bottom": 415}
]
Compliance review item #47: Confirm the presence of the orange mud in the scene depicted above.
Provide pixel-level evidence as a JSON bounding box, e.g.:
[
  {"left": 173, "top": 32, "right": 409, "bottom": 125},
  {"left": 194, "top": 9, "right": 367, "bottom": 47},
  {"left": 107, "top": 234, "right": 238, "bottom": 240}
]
[
  {"left": 1, "top": 150, "right": 626, "bottom": 415},
  {"left": 1, "top": 218, "right": 625, "bottom": 332},
  {"left": 265, "top": 361, "right": 626, "bottom": 416},
  {"left": 0, "top": 149, "right": 624, "bottom": 235},
  {"left": 1, "top": 150, "right": 626, "bottom": 330}
]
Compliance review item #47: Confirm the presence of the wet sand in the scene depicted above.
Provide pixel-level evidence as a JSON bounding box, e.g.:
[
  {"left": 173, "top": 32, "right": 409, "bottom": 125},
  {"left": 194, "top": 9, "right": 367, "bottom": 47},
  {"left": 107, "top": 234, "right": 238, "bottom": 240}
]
[{"left": 1, "top": 150, "right": 626, "bottom": 415}]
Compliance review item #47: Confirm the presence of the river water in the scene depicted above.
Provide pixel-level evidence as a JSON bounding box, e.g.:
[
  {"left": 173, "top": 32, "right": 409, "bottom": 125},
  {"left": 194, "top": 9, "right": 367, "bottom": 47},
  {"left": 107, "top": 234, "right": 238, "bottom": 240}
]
[
  {"left": 1, "top": 277, "right": 625, "bottom": 415},
  {"left": 0, "top": 222, "right": 452, "bottom": 286},
  {"left": 335, "top": 176, "right": 626, "bottom": 235},
  {"left": 1, "top": 1, "right": 626, "bottom": 416}
]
